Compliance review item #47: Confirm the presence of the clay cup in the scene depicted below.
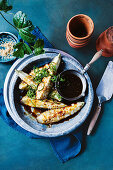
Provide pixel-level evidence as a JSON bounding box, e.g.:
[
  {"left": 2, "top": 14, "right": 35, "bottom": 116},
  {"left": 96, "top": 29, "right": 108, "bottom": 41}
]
[{"left": 66, "top": 14, "right": 94, "bottom": 48}]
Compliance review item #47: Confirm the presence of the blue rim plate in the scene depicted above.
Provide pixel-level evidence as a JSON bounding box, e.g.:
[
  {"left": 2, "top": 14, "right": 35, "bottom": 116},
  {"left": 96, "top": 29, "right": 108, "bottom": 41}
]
[
  {"left": 4, "top": 48, "right": 94, "bottom": 137},
  {"left": 0, "top": 32, "right": 17, "bottom": 63}
]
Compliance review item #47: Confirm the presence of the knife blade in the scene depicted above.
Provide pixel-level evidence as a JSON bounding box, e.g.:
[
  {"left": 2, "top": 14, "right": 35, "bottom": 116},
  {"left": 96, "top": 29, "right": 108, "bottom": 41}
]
[{"left": 87, "top": 61, "right": 113, "bottom": 135}]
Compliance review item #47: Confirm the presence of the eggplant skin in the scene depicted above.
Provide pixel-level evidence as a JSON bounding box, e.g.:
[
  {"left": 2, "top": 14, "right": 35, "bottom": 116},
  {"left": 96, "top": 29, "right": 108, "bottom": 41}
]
[
  {"left": 37, "top": 102, "right": 84, "bottom": 124},
  {"left": 21, "top": 96, "right": 66, "bottom": 109},
  {"left": 36, "top": 76, "right": 52, "bottom": 99}
]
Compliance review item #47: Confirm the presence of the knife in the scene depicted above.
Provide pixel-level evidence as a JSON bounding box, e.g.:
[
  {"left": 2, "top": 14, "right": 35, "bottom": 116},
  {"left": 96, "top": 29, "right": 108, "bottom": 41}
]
[{"left": 87, "top": 61, "right": 113, "bottom": 135}]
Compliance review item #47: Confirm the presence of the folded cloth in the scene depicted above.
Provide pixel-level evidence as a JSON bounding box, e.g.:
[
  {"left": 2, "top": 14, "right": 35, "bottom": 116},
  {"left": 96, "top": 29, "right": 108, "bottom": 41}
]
[{"left": 0, "top": 26, "right": 83, "bottom": 163}]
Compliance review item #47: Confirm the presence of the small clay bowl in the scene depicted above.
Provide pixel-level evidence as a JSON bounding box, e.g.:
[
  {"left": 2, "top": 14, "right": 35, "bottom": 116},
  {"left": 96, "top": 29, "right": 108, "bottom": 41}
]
[
  {"left": 0, "top": 32, "right": 17, "bottom": 62},
  {"left": 96, "top": 26, "right": 113, "bottom": 57},
  {"left": 66, "top": 14, "right": 94, "bottom": 48}
]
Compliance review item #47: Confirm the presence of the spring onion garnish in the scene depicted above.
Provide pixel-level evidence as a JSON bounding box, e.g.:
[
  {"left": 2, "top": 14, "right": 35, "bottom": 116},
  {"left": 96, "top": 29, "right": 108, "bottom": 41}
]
[
  {"left": 33, "top": 67, "right": 49, "bottom": 83},
  {"left": 51, "top": 75, "right": 57, "bottom": 82},
  {"left": 26, "top": 86, "right": 36, "bottom": 99},
  {"left": 49, "top": 90, "right": 62, "bottom": 101},
  {"left": 51, "top": 75, "right": 65, "bottom": 83}
]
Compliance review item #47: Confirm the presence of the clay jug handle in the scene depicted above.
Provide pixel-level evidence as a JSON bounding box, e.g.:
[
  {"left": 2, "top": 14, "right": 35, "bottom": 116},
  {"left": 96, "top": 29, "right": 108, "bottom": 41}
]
[{"left": 82, "top": 49, "right": 103, "bottom": 74}]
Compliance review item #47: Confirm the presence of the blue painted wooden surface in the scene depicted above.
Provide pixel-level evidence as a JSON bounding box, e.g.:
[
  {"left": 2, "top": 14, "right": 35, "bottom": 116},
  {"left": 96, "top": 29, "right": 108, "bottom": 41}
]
[{"left": 0, "top": 0, "right": 113, "bottom": 169}]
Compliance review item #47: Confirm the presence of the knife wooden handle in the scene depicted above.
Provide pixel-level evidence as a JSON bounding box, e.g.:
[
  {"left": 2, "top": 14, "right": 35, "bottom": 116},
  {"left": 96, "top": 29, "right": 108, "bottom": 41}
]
[
  {"left": 83, "top": 50, "right": 103, "bottom": 73},
  {"left": 87, "top": 104, "right": 101, "bottom": 135},
  {"left": 88, "top": 50, "right": 103, "bottom": 66}
]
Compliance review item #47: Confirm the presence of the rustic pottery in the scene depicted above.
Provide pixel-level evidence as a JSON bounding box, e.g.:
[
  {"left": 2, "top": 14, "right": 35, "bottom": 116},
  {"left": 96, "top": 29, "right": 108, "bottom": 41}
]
[
  {"left": 66, "top": 14, "right": 94, "bottom": 48},
  {"left": 96, "top": 26, "right": 113, "bottom": 57}
]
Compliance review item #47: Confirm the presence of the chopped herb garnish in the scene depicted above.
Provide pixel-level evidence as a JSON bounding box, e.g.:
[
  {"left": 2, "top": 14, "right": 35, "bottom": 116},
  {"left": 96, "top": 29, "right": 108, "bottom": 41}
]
[
  {"left": 59, "top": 77, "right": 65, "bottom": 82},
  {"left": 49, "top": 90, "right": 62, "bottom": 101},
  {"left": 33, "top": 67, "right": 49, "bottom": 85},
  {"left": 30, "top": 84, "right": 37, "bottom": 90},
  {"left": 34, "top": 67, "right": 49, "bottom": 79},
  {"left": 33, "top": 66, "right": 37, "bottom": 73},
  {"left": 27, "top": 86, "right": 36, "bottom": 99},
  {"left": 33, "top": 77, "right": 41, "bottom": 84},
  {"left": 51, "top": 75, "right": 57, "bottom": 82},
  {"left": 51, "top": 75, "right": 65, "bottom": 83}
]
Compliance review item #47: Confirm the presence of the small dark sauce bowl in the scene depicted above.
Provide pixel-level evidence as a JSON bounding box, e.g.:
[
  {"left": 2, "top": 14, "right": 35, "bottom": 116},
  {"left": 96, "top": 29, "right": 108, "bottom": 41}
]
[{"left": 55, "top": 70, "right": 87, "bottom": 101}]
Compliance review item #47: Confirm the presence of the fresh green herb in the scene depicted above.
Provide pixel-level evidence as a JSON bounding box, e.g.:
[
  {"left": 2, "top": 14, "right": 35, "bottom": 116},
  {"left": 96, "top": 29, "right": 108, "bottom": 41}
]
[
  {"left": 30, "top": 84, "right": 37, "bottom": 90},
  {"left": 33, "top": 78, "right": 41, "bottom": 85},
  {"left": 34, "top": 67, "right": 49, "bottom": 80},
  {"left": 49, "top": 90, "right": 62, "bottom": 101},
  {"left": 33, "top": 63, "right": 65, "bottom": 85},
  {"left": 51, "top": 75, "right": 57, "bottom": 82},
  {"left": 33, "top": 66, "right": 40, "bottom": 74},
  {"left": 59, "top": 77, "right": 65, "bottom": 82},
  {"left": 58, "top": 74, "right": 65, "bottom": 82},
  {"left": 0, "top": 0, "right": 12, "bottom": 13},
  {"left": 24, "top": 43, "right": 33, "bottom": 54},
  {"left": 0, "top": 0, "right": 17, "bottom": 31},
  {"left": 33, "top": 66, "right": 37, "bottom": 72},
  {"left": 13, "top": 11, "right": 35, "bottom": 43},
  {"left": 34, "top": 39, "right": 45, "bottom": 55},
  {"left": 33, "top": 67, "right": 50, "bottom": 90},
  {"left": 13, "top": 42, "right": 32, "bottom": 58},
  {"left": 34, "top": 47, "right": 45, "bottom": 55},
  {"left": 26, "top": 86, "right": 36, "bottom": 99},
  {"left": 51, "top": 75, "right": 65, "bottom": 83},
  {"left": 0, "top": 4, "right": 45, "bottom": 58},
  {"left": 34, "top": 39, "right": 44, "bottom": 49}
]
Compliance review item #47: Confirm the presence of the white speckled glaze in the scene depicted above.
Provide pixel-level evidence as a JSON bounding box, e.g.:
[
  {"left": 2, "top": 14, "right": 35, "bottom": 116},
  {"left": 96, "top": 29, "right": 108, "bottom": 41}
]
[{"left": 4, "top": 48, "right": 94, "bottom": 137}]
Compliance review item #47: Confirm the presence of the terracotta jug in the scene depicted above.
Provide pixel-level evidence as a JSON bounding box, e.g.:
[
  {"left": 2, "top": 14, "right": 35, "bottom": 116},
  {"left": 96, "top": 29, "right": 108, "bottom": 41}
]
[{"left": 96, "top": 26, "right": 113, "bottom": 57}]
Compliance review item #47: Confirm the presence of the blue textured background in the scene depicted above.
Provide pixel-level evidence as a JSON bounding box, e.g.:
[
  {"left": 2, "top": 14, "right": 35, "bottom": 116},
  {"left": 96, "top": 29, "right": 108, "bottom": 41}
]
[{"left": 0, "top": 0, "right": 113, "bottom": 169}]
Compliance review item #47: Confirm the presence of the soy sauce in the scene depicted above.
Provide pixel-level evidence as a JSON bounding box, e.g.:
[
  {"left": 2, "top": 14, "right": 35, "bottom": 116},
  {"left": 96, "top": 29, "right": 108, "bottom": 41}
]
[{"left": 59, "top": 73, "right": 83, "bottom": 98}]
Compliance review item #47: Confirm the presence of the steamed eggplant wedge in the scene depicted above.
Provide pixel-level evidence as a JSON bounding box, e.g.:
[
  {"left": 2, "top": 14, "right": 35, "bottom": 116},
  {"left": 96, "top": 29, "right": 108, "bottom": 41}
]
[
  {"left": 21, "top": 96, "right": 66, "bottom": 109},
  {"left": 36, "top": 76, "right": 52, "bottom": 99},
  {"left": 47, "top": 53, "right": 61, "bottom": 75},
  {"left": 49, "top": 89, "right": 62, "bottom": 101},
  {"left": 36, "top": 54, "right": 61, "bottom": 99},
  {"left": 19, "top": 64, "right": 49, "bottom": 90},
  {"left": 37, "top": 102, "right": 84, "bottom": 124},
  {"left": 15, "top": 70, "right": 37, "bottom": 89}
]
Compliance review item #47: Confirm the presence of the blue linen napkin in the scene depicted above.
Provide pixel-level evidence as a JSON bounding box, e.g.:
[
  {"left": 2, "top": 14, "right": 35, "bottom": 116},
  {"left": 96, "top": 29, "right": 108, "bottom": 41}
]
[{"left": 0, "top": 26, "right": 83, "bottom": 163}]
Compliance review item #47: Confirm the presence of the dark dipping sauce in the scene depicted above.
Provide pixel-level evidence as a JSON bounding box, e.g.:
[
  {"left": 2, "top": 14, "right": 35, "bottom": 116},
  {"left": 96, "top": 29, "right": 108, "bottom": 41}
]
[{"left": 58, "top": 72, "right": 83, "bottom": 99}]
